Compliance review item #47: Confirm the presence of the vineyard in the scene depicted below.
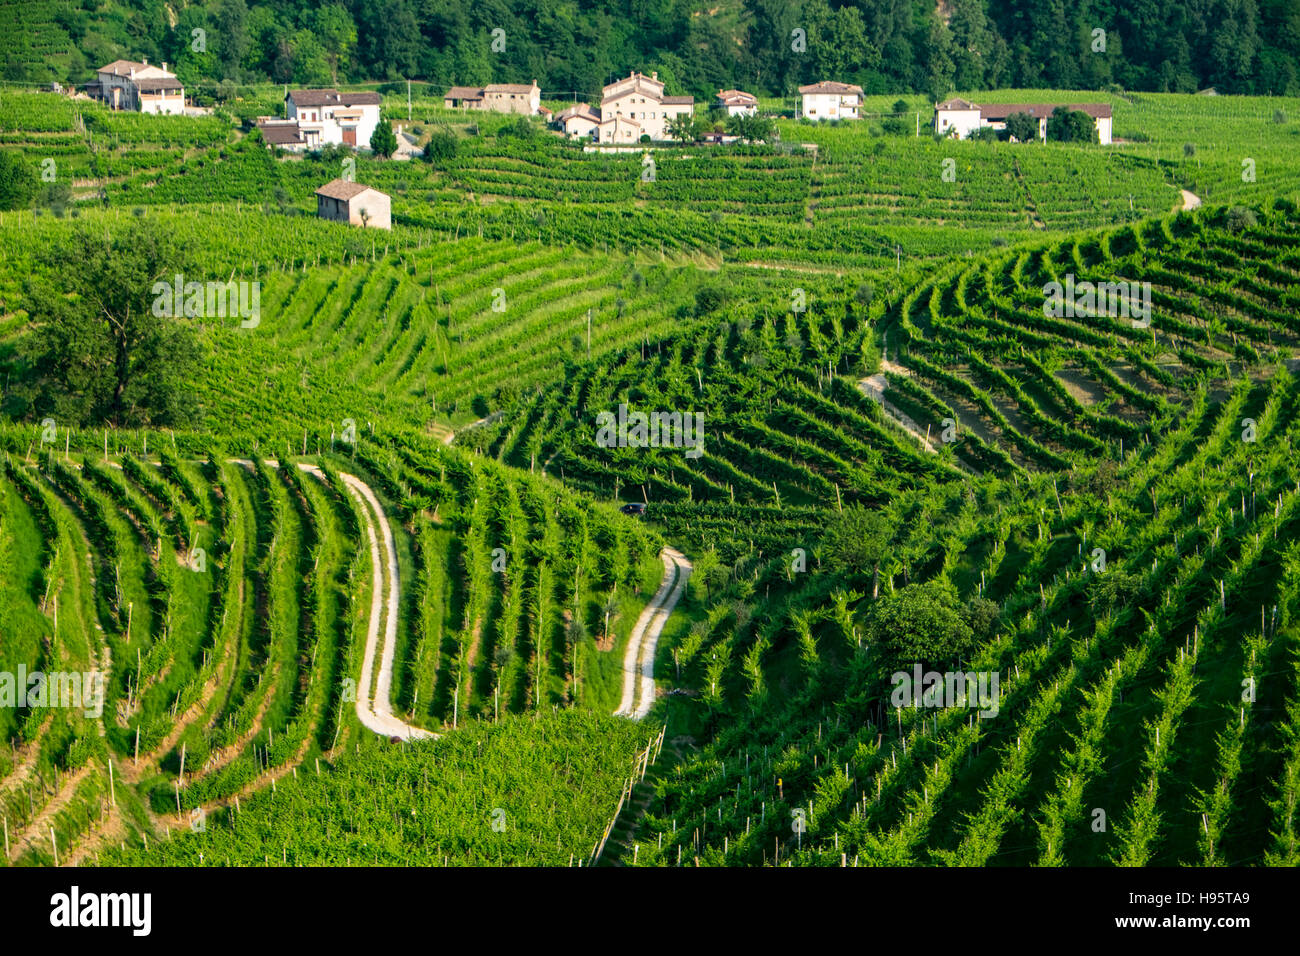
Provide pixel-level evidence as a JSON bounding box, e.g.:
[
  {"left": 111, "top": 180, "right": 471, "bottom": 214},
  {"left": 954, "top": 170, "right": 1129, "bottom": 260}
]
[{"left": 1, "top": 75, "right": 1300, "bottom": 871}]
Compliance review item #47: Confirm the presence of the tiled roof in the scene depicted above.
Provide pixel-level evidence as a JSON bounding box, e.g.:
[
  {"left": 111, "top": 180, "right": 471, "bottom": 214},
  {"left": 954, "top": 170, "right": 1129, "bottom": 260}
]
[
  {"left": 935, "top": 98, "right": 980, "bottom": 110},
  {"left": 717, "top": 89, "right": 757, "bottom": 105},
  {"left": 315, "top": 179, "right": 380, "bottom": 201},
  {"left": 136, "top": 78, "right": 183, "bottom": 92},
  {"left": 660, "top": 95, "right": 694, "bottom": 105},
  {"left": 98, "top": 59, "right": 147, "bottom": 75},
  {"left": 258, "top": 121, "right": 303, "bottom": 145},
  {"left": 558, "top": 104, "right": 600, "bottom": 122},
  {"left": 979, "top": 103, "right": 1112, "bottom": 119},
  {"left": 445, "top": 86, "right": 484, "bottom": 100},
  {"left": 799, "top": 81, "right": 864, "bottom": 94},
  {"left": 290, "top": 89, "right": 382, "bottom": 107}
]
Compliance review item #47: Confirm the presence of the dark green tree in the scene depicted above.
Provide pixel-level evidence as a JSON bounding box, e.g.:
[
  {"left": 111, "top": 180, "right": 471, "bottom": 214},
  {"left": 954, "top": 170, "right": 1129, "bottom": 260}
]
[
  {"left": 0, "top": 151, "right": 38, "bottom": 210},
  {"left": 16, "top": 225, "right": 200, "bottom": 428},
  {"left": 1005, "top": 111, "right": 1040, "bottom": 142},
  {"left": 821, "top": 504, "right": 891, "bottom": 597},
  {"left": 865, "top": 581, "right": 977, "bottom": 671},
  {"left": 370, "top": 118, "right": 399, "bottom": 157}
]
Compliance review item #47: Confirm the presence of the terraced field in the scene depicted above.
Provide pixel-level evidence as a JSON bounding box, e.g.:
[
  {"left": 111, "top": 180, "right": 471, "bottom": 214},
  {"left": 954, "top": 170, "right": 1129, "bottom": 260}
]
[
  {"left": 0, "top": 436, "right": 662, "bottom": 865},
  {"left": 2, "top": 84, "right": 1300, "bottom": 872}
]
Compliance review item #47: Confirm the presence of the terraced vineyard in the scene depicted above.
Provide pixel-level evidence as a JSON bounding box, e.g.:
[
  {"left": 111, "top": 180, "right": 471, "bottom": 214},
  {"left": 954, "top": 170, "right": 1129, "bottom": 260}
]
[
  {"left": 2, "top": 79, "right": 1300, "bottom": 876},
  {"left": 0, "top": 436, "right": 662, "bottom": 865}
]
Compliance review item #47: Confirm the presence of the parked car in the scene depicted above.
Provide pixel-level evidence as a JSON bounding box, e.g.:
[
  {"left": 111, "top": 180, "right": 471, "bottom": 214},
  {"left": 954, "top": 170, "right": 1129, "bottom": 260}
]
[{"left": 619, "top": 502, "right": 647, "bottom": 517}]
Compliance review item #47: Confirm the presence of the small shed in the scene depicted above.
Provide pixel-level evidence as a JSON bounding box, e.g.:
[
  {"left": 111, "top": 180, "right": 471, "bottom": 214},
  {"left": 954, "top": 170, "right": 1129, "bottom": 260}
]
[{"left": 315, "top": 179, "right": 391, "bottom": 230}]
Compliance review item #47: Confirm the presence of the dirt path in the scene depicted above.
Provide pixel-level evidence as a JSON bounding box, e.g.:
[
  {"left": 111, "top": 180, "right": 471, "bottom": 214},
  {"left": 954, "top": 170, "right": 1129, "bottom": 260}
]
[
  {"left": 340, "top": 471, "right": 438, "bottom": 741},
  {"left": 6, "top": 766, "right": 91, "bottom": 863},
  {"left": 232, "top": 460, "right": 436, "bottom": 742},
  {"left": 614, "top": 548, "right": 692, "bottom": 721}
]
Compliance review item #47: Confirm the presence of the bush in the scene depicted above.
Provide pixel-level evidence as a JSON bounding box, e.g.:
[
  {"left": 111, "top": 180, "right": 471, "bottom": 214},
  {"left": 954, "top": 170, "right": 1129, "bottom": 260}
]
[
  {"left": 694, "top": 285, "right": 726, "bottom": 315},
  {"left": 422, "top": 131, "right": 458, "bottom": 163},
  {"left": 865, "top": 581, "right": 977, "bottom": 672}
]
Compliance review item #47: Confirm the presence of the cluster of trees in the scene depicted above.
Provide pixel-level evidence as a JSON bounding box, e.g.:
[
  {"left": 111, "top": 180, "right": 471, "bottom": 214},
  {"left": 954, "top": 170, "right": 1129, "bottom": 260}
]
[
  {"left": 956, "top": 108, "right": 1099, "bottom": 144},
  {"left": 14, "top": 0, "right": 1300, "bottom": 99},
  {"left": 663, "top": 112, "right": 777, "bottom": 144}
]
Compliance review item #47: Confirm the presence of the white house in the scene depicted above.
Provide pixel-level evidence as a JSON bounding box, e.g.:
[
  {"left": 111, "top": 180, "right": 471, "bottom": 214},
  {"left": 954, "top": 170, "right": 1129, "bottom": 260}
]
[
  {"left": 256, "top": 118, "right": 311, "bottom": 150},
  {"left": 287, "top": 89, "right": 382, "bottom": 148},
  {"left": 798, "top": 82, "right": 862, "bottom": 121},
  {"left": 599, "top": 71, "right": 693, "bottom": 141},
  {"left": 442, "top": 81, "right": 542, "bottom": 115},
  {"left": 96, "top": 59, "right": 184, "bottom": 114},
  {"left": 597, "top": 114, "right": 642, "bottom": 144},
  {"left": 556, "top": 103, "right": 601, "bottom": 140},
  {"left": 315, "top": 179, "right": 391, "bottom": 230},
  {"left": 716, "top": 89, "right": 758, "bottom": 117},
  {"left": 935, "top": 98, "right": 1113, "bottom": 144}
]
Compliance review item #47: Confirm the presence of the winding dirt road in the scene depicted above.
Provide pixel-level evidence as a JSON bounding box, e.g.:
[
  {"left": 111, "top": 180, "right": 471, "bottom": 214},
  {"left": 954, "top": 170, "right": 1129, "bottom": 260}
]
[
  {"left": 232, "top": 460, "right": 436, "bottom": 741},
  {"left": 614, "top": 547, "right": 692, "bottom": 721}
]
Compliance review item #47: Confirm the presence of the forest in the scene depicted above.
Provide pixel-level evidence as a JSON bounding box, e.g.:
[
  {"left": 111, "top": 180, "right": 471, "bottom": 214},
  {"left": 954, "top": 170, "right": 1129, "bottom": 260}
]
[{"left": 7, "top": 0, "right": 1298, "bottom": 99}]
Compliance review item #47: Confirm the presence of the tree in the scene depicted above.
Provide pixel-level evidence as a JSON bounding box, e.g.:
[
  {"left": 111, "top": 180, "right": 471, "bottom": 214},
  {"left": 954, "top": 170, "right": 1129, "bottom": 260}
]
[
  {"left": 1005, "top": 111, "right": 1040, "bottom": 143},
  {"left": 312, "top": 5, "right": 357, "bottom": 84},
  {"left": 0, "top": 151, "right": 38, "bottom": 210},
  {"left": 725, "top": 113, "right": 775, "bottom": 142},
  {"left": 215, "top": 0, "right": 250, "bottom": 81},
  {"left": 864, "top": 580, "right": 976, "bottom": 671},
  {"left": 925, "top": 16, "right": 957, "bottom": 103},
  {"left": 421, "top": 131, "right": 458, "bottom": 163},
  {"left": 821, "top": 505, "right": 891, "bottom": 597},
  {"left": 15, "top": 225, "right": 199, "bottom": 428},
  {"left": 370, "top": 118, "right": 398, "bottom": 157},
  {"left": 667, "top": 114, "right": 700, "bottom": 143},
  {"left": 1046, "top": 107, "right": 1098, "bottom": 143}
]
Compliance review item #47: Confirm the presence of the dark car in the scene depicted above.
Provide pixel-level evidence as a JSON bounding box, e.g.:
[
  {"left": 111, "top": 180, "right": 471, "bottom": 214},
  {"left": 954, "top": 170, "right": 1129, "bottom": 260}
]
[{"left": 620, "top": 502, "right": 647, "bottom": 517}]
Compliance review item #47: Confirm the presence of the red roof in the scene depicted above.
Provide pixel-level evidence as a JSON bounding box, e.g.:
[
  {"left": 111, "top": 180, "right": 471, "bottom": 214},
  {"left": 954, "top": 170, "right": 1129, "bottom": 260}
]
[{"left": 316, "top": 179, "right": 382, "bottom": 201}]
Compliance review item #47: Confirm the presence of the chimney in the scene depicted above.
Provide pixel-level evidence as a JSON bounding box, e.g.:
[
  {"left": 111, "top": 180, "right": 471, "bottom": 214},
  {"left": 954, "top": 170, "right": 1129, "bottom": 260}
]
[
  {"left": 162, "top": 62, "right": 168, "bottom": 73},
  {"left": 652, "top": 71, "right": 658, "bottom": 81},
  {"left": 142, "top": 57, "right": 148, "bottom": 66}
]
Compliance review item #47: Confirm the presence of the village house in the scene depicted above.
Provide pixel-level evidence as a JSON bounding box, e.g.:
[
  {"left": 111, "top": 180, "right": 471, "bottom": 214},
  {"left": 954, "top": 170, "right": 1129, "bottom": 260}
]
[
  {"left": 798, "top": 82, "right": 862, "bottom": 121},
  {"left": 934, "top": 98, "right": 1113, "bottom": 144},
  {"left": 716, "top": 89, "right": 758, "bottom": 117},
  {"left": 442, "top": 81, "right": 543, "bottom": 115},
  {"left": 599, "top": 71, "right": 693, "bottom": 142},
  {"left": 315, "top": 179, "right": 391, "bottom": 230},
  {"left": 556, "top": 103, "right": 601, "bottom": 140},
  {"left": 256, "top": 118, "right": 310, "bottom": 150},
  {"left": 286, "top": 89, "right": 382, "bottom": 148},
  {"left": 95, "top": 58, "right": 184, "bottom": 114}
]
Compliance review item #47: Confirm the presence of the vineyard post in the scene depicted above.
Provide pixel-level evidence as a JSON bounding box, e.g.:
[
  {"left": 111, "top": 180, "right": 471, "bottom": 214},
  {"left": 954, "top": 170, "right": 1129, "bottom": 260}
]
[{"left": 109, "top": 760, "right": 115, "bottom": 807}]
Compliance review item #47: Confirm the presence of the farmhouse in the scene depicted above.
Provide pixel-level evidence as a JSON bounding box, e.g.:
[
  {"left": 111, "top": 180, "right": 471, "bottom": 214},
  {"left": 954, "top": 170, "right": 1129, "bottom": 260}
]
[
  {"left": 798, "top": 82, "right": 862, "bottom": 121},
  {"left": 557, "top": 103, "right": 601, "bottom": 140},
  {"left": 442, "top": 81, "right": 543, "bottom": 115},
  {"left": 716, "top": 89, "right": 758, "bottom": 117},
  {"left": 599, "top": 71, "right": 693, "bottom": 142},
  {"left": 256, "top": 118, "right": 310, "bottom": 150},
  {"left": 315, "top": 180, "right": 391, "bottom": 230},
  {"left": 95, "top": 58, "right": 184, "bottom": 114},
  {"left": 287, "top": 89, "right": 382, "bottom": 148},
  {"left": 934, "top": 98, "right": 1113, "bottom": 144}
]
